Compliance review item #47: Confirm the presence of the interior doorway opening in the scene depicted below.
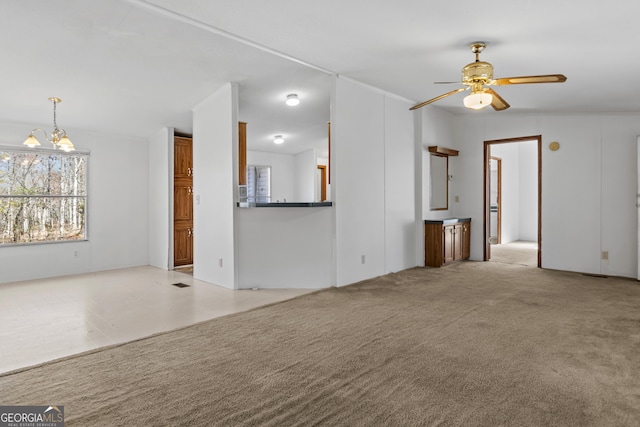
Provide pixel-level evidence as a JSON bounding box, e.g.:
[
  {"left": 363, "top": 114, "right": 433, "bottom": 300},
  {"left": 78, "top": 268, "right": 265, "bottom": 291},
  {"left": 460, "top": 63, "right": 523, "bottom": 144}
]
[{"left": 483, "top": 136, "right": 541, "bottom": 268}]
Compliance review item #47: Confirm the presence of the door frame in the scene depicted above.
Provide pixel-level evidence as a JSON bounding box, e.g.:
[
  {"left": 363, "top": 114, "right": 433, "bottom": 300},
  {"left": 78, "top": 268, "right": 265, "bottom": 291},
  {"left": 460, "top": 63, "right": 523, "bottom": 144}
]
[
  {"left": 317, "top": 165, "right": 327, "bottom": 201},
  {"left": 483, "top": 135, "right": 542, "bottom": 268}
]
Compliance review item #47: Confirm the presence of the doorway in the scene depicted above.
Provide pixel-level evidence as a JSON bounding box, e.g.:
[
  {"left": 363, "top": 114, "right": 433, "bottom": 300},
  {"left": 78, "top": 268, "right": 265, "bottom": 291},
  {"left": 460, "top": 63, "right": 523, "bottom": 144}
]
[
  {"left": 483, "top": 135, "right": 541, "bottom": 267},
  {"left": 174, "top": 136, "right": 193, "bottom": 268},
  {"left": 317, "top": 165, "right": 327, "bottom": 201}
]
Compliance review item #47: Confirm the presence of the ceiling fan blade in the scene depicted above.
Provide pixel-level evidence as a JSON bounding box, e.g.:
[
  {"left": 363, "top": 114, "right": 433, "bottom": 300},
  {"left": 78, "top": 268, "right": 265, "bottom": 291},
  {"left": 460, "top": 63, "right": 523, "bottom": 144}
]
[
  {"left": 485, "top": 88, "right": 510, "bottom": 111},
  {"left": 410, "top": 87, "right": 469, "bottom": 110},
  {"left": 493, "top": 74, "right": 567, "bottom": 85}
]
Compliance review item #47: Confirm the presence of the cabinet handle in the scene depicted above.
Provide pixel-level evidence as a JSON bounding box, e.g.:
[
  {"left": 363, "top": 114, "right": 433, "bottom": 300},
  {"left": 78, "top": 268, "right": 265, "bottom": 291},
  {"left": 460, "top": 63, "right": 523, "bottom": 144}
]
[{"left": 187, "top": 167, "right": 193, "bottom": 176}]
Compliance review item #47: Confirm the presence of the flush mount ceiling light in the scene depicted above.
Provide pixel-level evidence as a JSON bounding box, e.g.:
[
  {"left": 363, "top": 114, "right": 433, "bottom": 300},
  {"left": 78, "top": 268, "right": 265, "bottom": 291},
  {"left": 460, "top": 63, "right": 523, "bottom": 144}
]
[
  {"left": 273, "top": 135, "right": 285, "bottom": 144},
  {"left": 23, "top": 97, "right": 75, "bottom": 152},
  {"left": 285, "top": 94, "right": 300, "bottom": 106}
]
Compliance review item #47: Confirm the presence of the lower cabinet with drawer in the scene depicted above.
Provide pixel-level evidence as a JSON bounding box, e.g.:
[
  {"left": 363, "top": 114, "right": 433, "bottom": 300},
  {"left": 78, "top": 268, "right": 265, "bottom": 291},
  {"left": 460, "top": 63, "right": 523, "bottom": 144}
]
[{"left": 424, "top": 218, "right": 471, "bottom": 267}]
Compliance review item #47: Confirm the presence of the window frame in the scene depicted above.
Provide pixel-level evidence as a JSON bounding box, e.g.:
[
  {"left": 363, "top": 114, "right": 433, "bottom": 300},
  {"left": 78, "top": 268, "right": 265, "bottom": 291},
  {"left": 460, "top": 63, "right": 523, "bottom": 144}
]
[{"left": 0, "top": 145, "right": 90, "bottom": 247}]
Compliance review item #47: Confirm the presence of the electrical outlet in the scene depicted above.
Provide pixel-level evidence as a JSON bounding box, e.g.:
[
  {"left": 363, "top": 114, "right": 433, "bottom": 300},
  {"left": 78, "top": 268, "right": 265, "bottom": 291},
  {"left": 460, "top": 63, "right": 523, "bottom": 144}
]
[
  {"left": 361, "top": 255, "right": 366, "bottom": 264},
  {"left": 218, "top": 258, "right": 223, "bottom": 267},
  {"left": 74, "top": 250, "right": 78, "bottom": 258},
  {"left": 455, "top": 196, "right": 460, "bottom": 203},
  {"left": 601, "top": 251, "right": 609, "bottom": 260}
]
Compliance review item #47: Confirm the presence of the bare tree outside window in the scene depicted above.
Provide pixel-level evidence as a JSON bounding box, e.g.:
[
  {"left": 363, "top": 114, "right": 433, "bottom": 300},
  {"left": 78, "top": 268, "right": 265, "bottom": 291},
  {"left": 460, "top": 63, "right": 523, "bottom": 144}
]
[{"left": 0, "top": 148, "right": 88, "bottom": 245}]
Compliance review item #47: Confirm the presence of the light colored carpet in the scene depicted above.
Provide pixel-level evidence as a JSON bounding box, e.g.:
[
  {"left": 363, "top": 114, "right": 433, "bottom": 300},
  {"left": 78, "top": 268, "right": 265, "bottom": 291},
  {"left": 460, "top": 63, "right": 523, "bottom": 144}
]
[
  {"left": 1, "top": 261, "right": 639, "bottom": 426},
  {"left": 490, "top": 241, "right": 538, "bottom": 266}
]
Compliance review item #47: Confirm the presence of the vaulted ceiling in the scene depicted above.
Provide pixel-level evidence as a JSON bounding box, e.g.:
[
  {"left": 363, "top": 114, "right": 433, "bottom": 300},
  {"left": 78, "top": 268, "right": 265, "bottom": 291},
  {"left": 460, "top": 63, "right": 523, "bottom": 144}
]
[{"left": 1, "top": 1, "right": 637, "bottom": 155}]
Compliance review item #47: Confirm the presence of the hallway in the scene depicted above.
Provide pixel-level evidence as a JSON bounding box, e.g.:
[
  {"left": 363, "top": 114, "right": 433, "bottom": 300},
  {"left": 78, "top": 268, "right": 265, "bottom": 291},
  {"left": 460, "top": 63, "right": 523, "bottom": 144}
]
[{"left": 490, "top": 241, "right": 538, "bottom": 266}]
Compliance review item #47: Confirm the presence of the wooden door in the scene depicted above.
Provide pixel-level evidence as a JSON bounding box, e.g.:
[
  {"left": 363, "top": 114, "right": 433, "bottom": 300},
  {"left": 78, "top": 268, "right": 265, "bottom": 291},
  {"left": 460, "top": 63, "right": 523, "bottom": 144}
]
[
  {"left": 174, "top": 136, "right": 193, "bottom": 266},
  {"left": 443, "top": 226, "right": 454, "bottom": 264}
]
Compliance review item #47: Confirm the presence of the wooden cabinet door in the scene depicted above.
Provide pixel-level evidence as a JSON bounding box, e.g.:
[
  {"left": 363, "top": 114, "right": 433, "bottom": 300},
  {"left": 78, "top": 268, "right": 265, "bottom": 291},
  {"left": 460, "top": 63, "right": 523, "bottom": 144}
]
[
  {"left": 453, "top": 224, "right": 463, "bottom": 261},
  {"left": 174, "top": 137, "right": 193, "bottom": 266},
  {"left": 462, "top": 222, "right": 471, "bottom": 259},
  {"left": 443, "top": 226, "right": 454, "bottom": 264},
  {"left": 425, "top": 220, "right": 470, "bottom": 267}
]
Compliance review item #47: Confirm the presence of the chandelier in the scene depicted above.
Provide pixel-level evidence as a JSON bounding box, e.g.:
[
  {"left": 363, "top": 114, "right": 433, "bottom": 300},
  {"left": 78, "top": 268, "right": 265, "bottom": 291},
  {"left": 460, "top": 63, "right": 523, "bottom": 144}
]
[{"left": 23, "top": 97, "right": 75, "bottom": 152}]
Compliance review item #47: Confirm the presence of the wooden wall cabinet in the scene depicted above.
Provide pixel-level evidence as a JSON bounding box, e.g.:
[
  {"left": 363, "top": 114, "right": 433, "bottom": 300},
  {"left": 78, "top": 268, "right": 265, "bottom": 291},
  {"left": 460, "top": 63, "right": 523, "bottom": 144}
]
[{"left": 424, "top": 218, "right": 471, "bottom": 267}]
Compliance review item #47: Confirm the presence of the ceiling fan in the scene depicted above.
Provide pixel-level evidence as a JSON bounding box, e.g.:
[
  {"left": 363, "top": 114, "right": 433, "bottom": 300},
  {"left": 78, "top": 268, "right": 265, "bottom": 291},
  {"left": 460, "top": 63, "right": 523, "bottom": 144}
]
[{"left": 410, "top": 42, "right": 566, "bottom": 111}]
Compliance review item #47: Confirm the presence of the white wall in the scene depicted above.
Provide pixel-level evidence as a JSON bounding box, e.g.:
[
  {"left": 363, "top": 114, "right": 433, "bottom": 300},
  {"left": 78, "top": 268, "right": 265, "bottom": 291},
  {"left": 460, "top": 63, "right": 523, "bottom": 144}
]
[
  {"left": 246, "top": 150, "right": 294, "bottom": 202},
  {"left": 246, "top": 149, "right": 319, "bottom": 203},
  {"left": 294, "top": 148, "right": 317, "bottom": 202},
  {"left": 237, "top": 207, "right": 333, "bottom": 288},
  {"left": 148, "top": 127, "right": 171, "bottom": 270},
  {"left": 0, "top": 120, "right": 149, "bottom": 284},
  {"left": 491, "top": 143, "right": 521, "bottom": 243},
  {"left": 332, "top": 76, "right": 417, "bottom": 286},
  {"left": 421, "top": 107, "right": 457, "bottom": 220},
  {"left": 518, "top": 141, "right": 538, "bottom": 241},
  {"left": 600, "top": 118, "right": 638, "bottom": 277},
  {"left": 332, "top": 77, "right": 385, "bottom": 286},
  {"left": 192, "top": 83, "right": 238, "bottom": 289},
  {"left": 451, "top": 113, "right": 640, "bottom": 278},
  {"left": 384, "top": 96, "right": 417, "bottom": 273}
]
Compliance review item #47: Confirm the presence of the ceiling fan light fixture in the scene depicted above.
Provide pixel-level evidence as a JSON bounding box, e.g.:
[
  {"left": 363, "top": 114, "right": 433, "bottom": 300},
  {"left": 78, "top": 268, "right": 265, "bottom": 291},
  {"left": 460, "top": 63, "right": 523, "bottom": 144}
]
[
  {"left": 285, "top": 94, "right": 300, "bottom": 106},
  {"left": 463, "top": 92, "right": 493, "bottom": 110},
  {"left": 273, "top": 135, "right": 285, "bottom": 144},
  {"left": 410, "top": 42, "right": 566, "bottom": 112}
]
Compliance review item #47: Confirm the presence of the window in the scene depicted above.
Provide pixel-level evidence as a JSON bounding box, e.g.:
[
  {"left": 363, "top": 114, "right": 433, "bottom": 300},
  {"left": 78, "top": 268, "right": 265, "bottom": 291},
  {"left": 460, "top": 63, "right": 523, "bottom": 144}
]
[
  {"left": 0, "top": 147, "right": 88, "bottom": 245},
  {"left": 246, "top": 165, "right": 271, "bottom": 203}
]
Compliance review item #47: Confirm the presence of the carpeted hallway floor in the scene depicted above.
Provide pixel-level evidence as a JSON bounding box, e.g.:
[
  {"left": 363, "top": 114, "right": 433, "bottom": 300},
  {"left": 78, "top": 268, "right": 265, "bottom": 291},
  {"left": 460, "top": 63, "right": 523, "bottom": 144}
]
[{"left": 490, "top": 241, "right": 538, "bottom": 266}]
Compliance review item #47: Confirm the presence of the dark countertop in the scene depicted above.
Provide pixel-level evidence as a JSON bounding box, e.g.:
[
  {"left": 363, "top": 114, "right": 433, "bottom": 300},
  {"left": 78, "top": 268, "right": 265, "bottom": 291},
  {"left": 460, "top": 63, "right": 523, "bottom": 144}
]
[
  {"left": 239, "top": 202, "right": 333, "bottom": 208},
  {"left": 424, "top": 217, "right": 471, "bottom": 225}
]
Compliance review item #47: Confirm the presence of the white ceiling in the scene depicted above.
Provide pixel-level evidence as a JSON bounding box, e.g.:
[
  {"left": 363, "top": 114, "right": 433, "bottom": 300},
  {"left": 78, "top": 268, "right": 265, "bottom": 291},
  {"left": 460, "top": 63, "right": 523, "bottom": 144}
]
[{"left": 2, "top": 0, "right": 639, "bottom": 156}]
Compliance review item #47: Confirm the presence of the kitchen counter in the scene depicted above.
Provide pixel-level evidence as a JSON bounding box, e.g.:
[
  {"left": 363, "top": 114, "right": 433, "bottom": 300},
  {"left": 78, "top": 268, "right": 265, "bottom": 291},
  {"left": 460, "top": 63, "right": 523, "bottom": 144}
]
[{"left": 424, "top": 217, "right": 471, "bottom": 225}]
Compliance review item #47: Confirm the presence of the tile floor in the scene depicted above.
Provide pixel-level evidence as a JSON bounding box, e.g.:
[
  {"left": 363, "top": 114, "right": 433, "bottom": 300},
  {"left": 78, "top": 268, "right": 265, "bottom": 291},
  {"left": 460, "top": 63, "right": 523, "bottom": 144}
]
[{"left": 0, "top": 266, "right": 315, "bottom": 374}]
